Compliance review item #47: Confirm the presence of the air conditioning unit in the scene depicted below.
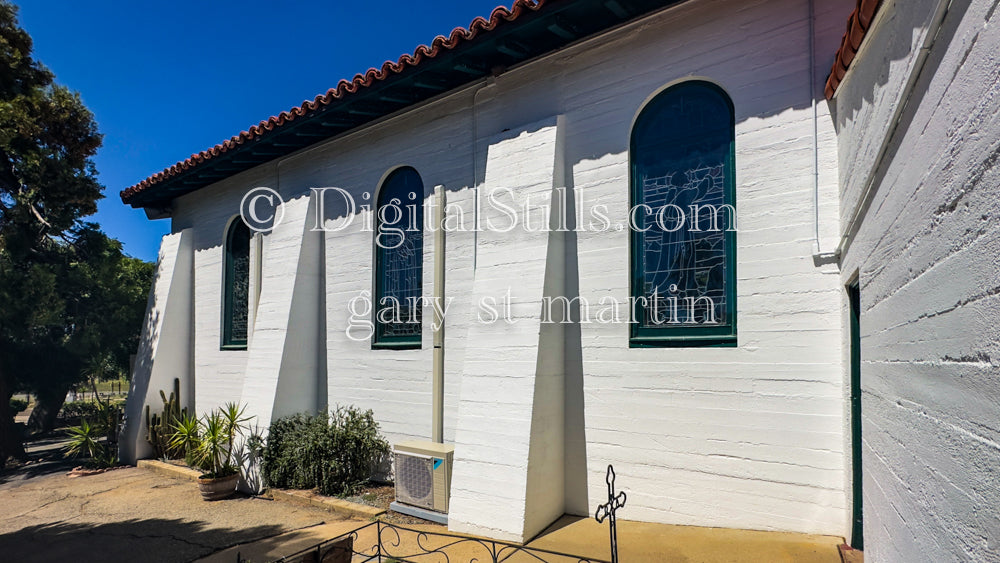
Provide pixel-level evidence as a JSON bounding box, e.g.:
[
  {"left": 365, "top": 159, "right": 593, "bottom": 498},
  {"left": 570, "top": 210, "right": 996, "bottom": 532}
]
[{"left": 393, "top": 441, "right": 454, "bottom": 513}]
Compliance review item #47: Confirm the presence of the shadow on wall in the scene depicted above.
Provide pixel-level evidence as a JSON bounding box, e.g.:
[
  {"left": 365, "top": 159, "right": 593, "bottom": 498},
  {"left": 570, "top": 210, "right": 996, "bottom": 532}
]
[
  {"left": 0, "top": 518, "right": 285, "bottom": 563},
  {"left": 831, "top": 0, "right": 972, "bottom": 134},
  {"left": 561, "top": 148, "right": 590, "bottom": 516},
  {"left": 119, "top": 262, "right": 163, "bottom": 464}
]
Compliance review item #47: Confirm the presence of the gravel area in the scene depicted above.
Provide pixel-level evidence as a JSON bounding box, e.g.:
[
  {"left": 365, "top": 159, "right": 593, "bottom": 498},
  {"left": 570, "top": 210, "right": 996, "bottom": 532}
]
[{"left": 337, "top": 484, "right": 447, "bottom": 527}]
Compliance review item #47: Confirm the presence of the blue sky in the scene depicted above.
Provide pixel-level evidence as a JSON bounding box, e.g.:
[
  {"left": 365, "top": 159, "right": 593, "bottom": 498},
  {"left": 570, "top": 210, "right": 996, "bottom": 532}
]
[{"left": 17, "top": 0, "right": 506, "bottom": 261}]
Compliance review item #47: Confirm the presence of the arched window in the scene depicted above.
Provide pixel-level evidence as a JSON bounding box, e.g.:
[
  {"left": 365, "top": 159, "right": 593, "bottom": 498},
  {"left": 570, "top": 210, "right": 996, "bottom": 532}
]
[
  {"left": 222, "top": 218, "right": 251, "bottom": 349},
  {"left": 630, "top": 81, "right": 737, "bottom": 347},
  {"left": 373, "top": 167, "right": 424, "bottom": 348}
]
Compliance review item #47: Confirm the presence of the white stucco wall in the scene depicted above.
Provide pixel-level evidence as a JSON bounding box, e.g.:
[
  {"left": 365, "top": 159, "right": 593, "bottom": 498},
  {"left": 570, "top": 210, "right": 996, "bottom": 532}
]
[
  {"left": 151, "top": 0, "right": 858, "bottom": 541},
  {"left": 172, "top": 165, "right": 278, "bottom": 415},
  {"left": 834, "top": 1, "right": 1000, "bottom": 561}
]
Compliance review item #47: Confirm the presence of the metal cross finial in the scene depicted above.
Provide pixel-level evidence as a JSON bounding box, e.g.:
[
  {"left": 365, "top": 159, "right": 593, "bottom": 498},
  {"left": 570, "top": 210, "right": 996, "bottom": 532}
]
[{"left": 595, "top": 464, "right": 626, "bottom": 563}]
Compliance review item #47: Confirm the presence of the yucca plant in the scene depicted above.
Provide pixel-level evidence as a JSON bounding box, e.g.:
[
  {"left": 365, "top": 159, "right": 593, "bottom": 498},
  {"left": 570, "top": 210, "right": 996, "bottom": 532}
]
[
  {"left": 220, "top": 402, "right": 252, "bottom": 462},
  {"left": 169, "top": 413, "right": 200, "bottom": 466},
  {"left": 194, "top": 411, "right": 232, "bottom": 478},
  {"left": 183, "top": 403, "right": 253, "bottom": 479},
  {"left": 66, "top": 417, "right": 118, "bottom": 468}
]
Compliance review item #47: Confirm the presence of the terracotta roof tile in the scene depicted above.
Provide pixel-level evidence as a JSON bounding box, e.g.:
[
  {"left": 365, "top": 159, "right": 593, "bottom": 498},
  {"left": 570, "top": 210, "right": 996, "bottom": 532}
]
[
  {"left": 124, "top": 0, "right": 880, "bottom": 204},
  {"left": 825, "top": 0, "right": 883, "bottom": 99},
  {"left": 120, "top": 0, "right": 545, "bottom": 204}
]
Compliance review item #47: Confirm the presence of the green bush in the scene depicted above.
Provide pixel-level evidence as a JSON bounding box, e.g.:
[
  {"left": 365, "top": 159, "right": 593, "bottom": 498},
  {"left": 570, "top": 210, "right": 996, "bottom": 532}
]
[
  {"left": 9, "top": 398, "right": 28, "bottom": 415},
  {"left": 62, "top": 401, "right": 102, "bottom": 421},
  {"left": 262, "top": 406, "right": 389, "bottom": 496},
  {"left": 63, "top": 401, "right": 119, "bottom": 435}
]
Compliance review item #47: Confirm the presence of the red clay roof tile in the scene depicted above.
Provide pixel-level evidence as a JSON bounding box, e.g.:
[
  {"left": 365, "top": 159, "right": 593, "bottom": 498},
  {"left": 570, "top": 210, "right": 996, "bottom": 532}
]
[
  {"left": 825, "top": 0, "right": 883, "bottom": 99},
  {"left": 120, "top": 0, "right": 545, "bottom": 204},
  {"left": 124, "top": 0, "right": 880, "bottom": 203}
]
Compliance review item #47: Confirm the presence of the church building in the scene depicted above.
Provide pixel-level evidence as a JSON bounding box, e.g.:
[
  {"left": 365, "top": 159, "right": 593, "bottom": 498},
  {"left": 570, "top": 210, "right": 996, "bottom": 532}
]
[{"left": 119, "top": 1, "right": 1000, "bottom": 560}]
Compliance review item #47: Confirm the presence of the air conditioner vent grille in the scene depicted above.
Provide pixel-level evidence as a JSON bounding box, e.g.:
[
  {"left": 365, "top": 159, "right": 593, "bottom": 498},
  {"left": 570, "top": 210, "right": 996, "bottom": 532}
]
[{"left": 395, "top": 453, "right": 434, "bottom": 509}]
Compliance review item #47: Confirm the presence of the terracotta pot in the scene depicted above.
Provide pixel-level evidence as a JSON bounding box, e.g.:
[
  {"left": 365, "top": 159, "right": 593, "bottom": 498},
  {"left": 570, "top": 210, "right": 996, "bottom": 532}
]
[{"left": 197, "top": 472, "right": 239, "bottom": 501}]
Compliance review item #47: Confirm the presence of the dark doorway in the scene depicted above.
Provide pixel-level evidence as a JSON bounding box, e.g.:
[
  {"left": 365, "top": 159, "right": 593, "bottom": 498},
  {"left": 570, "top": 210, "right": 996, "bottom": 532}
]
[{"left": 848, "top": 280, "right": 863, "bottom": 550}]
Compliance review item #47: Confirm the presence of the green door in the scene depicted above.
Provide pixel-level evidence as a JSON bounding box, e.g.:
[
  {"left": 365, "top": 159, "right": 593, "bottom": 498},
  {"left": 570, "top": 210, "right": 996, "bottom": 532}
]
[{"left": 848, "top": 281, "right": 863, "bottom": 550}]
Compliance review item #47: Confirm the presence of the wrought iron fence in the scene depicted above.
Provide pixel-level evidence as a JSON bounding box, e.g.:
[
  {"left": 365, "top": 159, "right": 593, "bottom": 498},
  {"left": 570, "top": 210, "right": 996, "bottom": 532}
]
[
  {"left": 259, "top": 464, "right": 626, "bottom": 562},
  {"left": 266, "top": 520, "right": 612, "bottom": 563}
]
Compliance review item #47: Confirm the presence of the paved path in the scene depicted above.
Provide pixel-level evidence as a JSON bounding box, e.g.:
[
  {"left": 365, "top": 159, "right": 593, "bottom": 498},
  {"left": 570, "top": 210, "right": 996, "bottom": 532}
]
[
  {"left": 0, "top": 465, "right": 350, "bottom": 563},
  {"left": 0, "top": 445, "right": 845, "bottom": 563}
]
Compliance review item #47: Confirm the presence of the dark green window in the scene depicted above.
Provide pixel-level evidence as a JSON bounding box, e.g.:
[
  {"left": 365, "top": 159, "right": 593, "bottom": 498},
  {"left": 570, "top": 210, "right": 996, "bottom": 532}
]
[
  {"left": 629, "top": 81, "right": 737, "bottom": 347},
  {"left": 222, "top": 218, "right": 251, "bottom": 349},
  {"left": 373, "top": 167, "right": 423, "bottom": 349}
]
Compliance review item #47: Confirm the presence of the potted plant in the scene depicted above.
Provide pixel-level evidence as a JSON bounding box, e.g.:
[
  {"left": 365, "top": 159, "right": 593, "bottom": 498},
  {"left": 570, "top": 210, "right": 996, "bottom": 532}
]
[{"left": 171, "top": 402, "right": 251, "bottom": 500}]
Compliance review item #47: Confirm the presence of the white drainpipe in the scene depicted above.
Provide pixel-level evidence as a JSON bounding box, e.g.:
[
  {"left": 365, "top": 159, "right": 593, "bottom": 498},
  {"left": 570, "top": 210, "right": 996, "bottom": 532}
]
[
  {"left": 834, "top": 0, "right": 952, "bottom": 257},
  {"left": 432, "top": 184, "right": 446, "bottom": 443}
]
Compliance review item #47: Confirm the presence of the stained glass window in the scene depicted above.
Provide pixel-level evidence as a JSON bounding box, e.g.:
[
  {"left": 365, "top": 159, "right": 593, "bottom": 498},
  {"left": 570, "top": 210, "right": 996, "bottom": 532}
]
[
  {"left": 373, "top": 167, "right": 424, "bottom": 348},
  {"left": 223, "top": 218, "right": 251, "bottom": 349},
  {"left": 630, "top": 81, "right": 737, "bottom": 347}
]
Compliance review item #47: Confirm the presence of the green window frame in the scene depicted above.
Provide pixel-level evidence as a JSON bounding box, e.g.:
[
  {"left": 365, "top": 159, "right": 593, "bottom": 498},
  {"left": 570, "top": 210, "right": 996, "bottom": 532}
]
[
  {"left": 629, "top": 81, "right": 737, "bottom": 348},
  {"left": 222, "top": 218, "right": 251, "bottom": 350},
  {"left": 372, "top": 167, "right": 424, "bottom": 349}
]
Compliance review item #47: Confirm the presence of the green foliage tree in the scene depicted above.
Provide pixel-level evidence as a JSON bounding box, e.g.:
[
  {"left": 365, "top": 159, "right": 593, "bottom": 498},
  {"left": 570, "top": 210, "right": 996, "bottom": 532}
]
[
  {"left": 9, "top": 225, "right": 154, "bottom": 436},
  {"left": 0, "top": 1, "right": 152, "bottom": 467}
]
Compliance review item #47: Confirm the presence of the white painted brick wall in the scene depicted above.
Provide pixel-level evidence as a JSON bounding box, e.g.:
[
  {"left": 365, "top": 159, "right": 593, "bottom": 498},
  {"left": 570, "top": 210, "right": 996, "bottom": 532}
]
[
  {"left": 157, "top": 0, "right": 857, "bottom": 540},
  {"left": 448, "top": 117, "right": 567, "bottom": 542},
  {"left": 835, "top": 1, "right": 1000, "bottom": 561}
]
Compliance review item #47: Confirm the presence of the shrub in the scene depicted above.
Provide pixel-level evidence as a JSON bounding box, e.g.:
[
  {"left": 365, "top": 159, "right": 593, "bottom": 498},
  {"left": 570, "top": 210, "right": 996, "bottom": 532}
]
[
  {"left": 9, "top": 398, "right": 28, "bottom": 415},
  {"left": 62, "top": 401, "right": 102, "bottom": 421},
  {"left": 64, "top": 400, "right": 120, "bottom": 435},
  {"left": 262, "top": 406, "right": 389, "bottom": 496}
]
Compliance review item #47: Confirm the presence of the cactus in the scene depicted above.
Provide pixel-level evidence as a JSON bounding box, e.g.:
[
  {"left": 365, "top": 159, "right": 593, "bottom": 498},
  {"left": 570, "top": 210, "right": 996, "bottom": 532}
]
[{"left": 144, "top": 378, "right": 187, "bottom": 459}]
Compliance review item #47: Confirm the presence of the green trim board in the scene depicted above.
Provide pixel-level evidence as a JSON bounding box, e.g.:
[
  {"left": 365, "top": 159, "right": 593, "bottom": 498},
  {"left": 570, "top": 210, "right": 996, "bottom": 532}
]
[{"left": 628, "top": 81, "right": 737, "bottom": 348}]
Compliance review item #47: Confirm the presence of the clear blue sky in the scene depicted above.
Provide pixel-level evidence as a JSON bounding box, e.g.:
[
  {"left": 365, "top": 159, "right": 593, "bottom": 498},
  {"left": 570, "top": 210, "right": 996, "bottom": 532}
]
[{"left": 17, "top": 0, "right": 506, "bottom": 261}]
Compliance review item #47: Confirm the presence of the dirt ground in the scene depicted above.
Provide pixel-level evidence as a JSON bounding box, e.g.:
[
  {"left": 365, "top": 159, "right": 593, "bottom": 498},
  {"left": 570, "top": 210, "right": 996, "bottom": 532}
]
[
  {"left": 0, "top": 456, "right": 355, "bottom": 563},
  {"left": 1, "top": 437, "right": 846, "bottom": 563}
]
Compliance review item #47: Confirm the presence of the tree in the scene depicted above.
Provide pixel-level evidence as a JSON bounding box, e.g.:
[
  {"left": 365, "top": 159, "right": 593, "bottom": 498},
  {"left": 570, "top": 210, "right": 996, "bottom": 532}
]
[
  {"left": 0, "top": 0, "right": 106, "bottom": 467},
  {"left": 19, "top": 226, "right": 153, "bottom": 434}
]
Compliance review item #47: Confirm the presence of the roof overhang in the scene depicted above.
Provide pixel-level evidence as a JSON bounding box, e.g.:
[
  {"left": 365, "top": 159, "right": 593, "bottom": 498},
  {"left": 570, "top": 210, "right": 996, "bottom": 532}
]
[{"left": 121, "top": 0, "right": 688, "bottom": 209}]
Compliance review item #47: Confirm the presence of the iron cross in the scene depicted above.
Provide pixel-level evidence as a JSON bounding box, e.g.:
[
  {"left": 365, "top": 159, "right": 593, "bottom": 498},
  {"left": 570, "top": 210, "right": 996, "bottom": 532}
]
[{"left": 595, "top": 464, "right": 626, "bottom": 563}]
